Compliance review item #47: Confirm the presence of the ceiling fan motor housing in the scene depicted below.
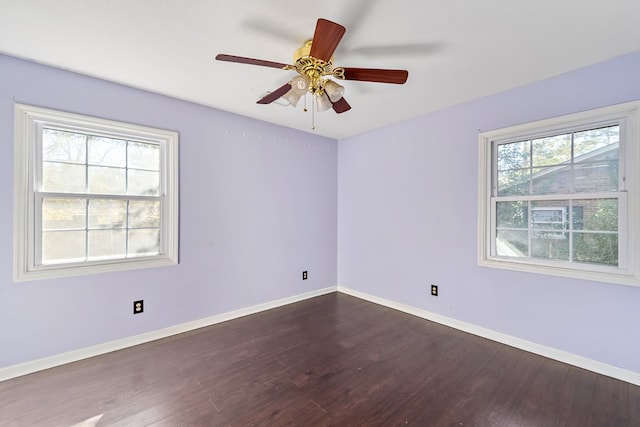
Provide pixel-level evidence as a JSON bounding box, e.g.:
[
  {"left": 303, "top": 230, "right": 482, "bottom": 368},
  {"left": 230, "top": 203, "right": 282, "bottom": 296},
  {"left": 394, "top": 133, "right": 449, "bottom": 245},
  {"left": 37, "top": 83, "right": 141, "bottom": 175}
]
[
  {"left": 295, "top": 57, "right": 333, "bottom": 93},
  {"left": 290, "top": 40, "right": 345, "bottom": 95}
]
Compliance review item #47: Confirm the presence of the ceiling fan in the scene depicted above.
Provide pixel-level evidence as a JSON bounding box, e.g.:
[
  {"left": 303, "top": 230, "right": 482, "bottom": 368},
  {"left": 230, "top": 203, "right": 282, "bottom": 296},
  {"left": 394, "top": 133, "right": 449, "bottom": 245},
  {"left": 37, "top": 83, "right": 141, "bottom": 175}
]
[{"left": 215, "top": 18, "right": 408, "bottom": 118}]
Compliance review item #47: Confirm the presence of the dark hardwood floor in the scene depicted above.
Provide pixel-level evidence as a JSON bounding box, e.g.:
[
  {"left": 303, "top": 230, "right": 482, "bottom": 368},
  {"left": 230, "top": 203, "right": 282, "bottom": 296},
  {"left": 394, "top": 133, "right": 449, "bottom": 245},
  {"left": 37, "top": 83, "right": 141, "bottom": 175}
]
[{"left": 1, "top": 292, "right": 638, "bottom": 426}]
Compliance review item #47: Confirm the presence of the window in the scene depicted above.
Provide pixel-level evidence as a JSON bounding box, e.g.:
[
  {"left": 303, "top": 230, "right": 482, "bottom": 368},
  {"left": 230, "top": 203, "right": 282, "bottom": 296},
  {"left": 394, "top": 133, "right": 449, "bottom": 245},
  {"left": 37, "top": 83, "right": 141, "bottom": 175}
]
[
  {"left": 14, "top": 104, "right": 179, "bottom": 281},
  {"left": 478, "top": 101, "right": 640, "bottom": 286}
]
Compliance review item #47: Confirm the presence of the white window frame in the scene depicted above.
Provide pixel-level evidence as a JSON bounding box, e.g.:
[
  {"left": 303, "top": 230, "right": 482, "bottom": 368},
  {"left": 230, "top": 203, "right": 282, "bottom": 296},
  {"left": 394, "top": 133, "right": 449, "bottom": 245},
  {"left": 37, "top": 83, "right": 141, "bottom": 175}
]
[
  {"left": 478, "top": 101, "right": 640, "bottom": 286},
  {"left": 14, "top": 104, "right": 179, "bottom": 282}
]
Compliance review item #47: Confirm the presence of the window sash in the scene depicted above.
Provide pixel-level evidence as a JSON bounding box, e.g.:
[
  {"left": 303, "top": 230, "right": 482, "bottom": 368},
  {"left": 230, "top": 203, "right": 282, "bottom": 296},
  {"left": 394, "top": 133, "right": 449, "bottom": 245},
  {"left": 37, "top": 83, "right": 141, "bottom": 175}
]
[
  {"left": 33, "top": 193, "right": 164, "bottom": 268},
  {"left": 489, "top": 192, "right": 627, "bottom": 272},
  {"left": 36, "top": 123, "right": 163, "bottom": 196}
]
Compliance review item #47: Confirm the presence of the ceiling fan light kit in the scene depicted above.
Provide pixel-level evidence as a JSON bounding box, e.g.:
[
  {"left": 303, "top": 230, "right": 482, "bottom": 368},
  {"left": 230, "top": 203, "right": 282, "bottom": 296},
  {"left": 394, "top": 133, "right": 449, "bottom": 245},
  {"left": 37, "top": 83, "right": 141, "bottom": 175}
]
[{"left": 215, "top": 18, "right": 408, "bottom": 129}]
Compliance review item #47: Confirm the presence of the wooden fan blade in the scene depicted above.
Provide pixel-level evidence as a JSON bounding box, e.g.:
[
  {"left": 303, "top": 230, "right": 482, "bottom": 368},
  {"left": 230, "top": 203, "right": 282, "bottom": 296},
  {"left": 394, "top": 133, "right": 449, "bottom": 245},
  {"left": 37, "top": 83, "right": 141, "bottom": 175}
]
[
  {"left": 309, "top": 18, "right": 346, "bottom": 62},
  {"left": 216, "top": 54, "right": 290, "bottom": 69},
  {"left": 342, "top": 68, "right": 408, "bottom": 84},
  {"left": 331, "top": 97, "right": 351, "bottom": 114},
  {"left": 257, "top": 83, "right": 292, "bottom": 104}
]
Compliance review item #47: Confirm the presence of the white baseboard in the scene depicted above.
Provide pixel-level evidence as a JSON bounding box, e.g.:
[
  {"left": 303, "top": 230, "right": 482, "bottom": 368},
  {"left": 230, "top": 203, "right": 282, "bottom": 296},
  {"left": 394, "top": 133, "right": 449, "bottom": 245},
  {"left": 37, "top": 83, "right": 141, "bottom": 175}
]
[
  {"left": 0, "top": 286, "right": 336, "bottom": 382},
  {"left": 337, "top": 285, "right": 640, "bottom": 386},
  {"left": 4, "top": 285, "right": 639, "bottom": 386}
]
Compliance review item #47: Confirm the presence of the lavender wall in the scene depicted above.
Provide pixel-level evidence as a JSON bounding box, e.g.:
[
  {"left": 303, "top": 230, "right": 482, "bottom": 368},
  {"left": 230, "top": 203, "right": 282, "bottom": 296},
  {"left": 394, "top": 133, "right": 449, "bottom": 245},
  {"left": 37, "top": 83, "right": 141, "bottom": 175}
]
[
  {"left": 4, "top": 50, "right": 640, "bottom": 376},
  {"left": 0, "top": 54, "right": 337, "bottom": 368},
  {"left": 338, "top": 52, "right": 640, "bottom": 374}
]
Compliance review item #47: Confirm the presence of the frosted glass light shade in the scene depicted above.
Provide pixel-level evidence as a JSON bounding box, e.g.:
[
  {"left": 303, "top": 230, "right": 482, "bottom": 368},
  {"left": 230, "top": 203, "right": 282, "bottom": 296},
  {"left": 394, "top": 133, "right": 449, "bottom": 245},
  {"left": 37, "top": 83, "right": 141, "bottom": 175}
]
[
  {"left": 324, "top": 79, "right": 345, "bottom": 102},
  {"left": 316, "top": 93, "right": 333, "bottom": 112},
  {"left": 283, "top": 89, "right": 304, "bottom": 107},
  {"left": 291, "top": 76, "right": 309, "bottom": 94},
  {"left": 283, "top": 76, "right": 309, "bottom": 107}
]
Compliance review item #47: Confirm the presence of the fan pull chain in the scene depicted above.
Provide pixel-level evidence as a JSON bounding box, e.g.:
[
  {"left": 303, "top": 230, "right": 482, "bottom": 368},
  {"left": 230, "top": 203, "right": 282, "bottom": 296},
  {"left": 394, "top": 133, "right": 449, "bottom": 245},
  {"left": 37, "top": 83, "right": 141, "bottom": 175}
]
[{"left": 311, "top": 95, "right": 316, "bottom": 130}]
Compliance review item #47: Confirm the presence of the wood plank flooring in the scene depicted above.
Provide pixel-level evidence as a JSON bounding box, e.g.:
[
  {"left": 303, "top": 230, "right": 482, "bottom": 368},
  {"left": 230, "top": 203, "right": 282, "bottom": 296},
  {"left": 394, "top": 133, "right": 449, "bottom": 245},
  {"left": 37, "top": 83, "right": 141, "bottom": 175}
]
[{"left": 1, "top": 292, "right": 638, "bottom": 426}]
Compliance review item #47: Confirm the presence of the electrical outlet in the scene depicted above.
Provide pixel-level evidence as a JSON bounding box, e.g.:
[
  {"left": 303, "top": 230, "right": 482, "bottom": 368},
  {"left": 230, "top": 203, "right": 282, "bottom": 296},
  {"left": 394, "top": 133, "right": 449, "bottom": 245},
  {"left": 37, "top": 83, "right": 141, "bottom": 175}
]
[
  {"left": 133, "top": 300, "right": 144, "bottom": 314},
  {"left": 430, "top": 285, "right": 438, "bottom": 297},
  {"left": 302, "top": 271, "right": 308, "bottom": 280}
]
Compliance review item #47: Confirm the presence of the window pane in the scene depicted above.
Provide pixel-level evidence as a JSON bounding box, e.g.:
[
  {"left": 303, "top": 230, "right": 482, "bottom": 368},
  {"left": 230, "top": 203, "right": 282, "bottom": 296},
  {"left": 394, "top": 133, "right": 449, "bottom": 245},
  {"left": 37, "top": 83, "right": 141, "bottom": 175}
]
[
  {"left": 88, "top": 229, "right": 126, "bottom": 259},
  {"left": 129, "top": 141, "right": 160, "bottom": 171},
  {"left": 128, "top": 170, "right": 160, "bottom": 195},
  {"left": 42, "top": 128, "right": 86, "bottom": 164},
  {"left": 531, "top": 231, "right": 569, "bottom": 261},
  {"left": 129, "top": 200, "right": 161, "bottom": 228},
  {"left": 532, "top": 134, "right": 571, "bottom": 167},
  {"left": 531, "top": 165, "right": 570, "bottom": 195},
  {"left": 43, "top": 162, "right": 86, "bottom": 192},
  {"left": 88, "top": 166, "right": 126, "bottom": 194},
  {"left": 573, "top": 160, "right": 618, "bottom": 193},
  {"left": 497, "top": 141, "right": 529, "bottom": 170},
  {"left": 497, "top": 169, "right": 529, "bottom": 196},
  {"left": 573, "top": 199, "right": 618, "bottom": 232},
  {"left": 88, "top": 136, "right": 126, "bottom": 167},
  {"left": 42, "top": 230, "right": 86, "bottom": 264},
  {"left": 496, "top": 201, "right": 528, "bottom": 228},
  {"left": 574, "top": 126, "right": 619, "bottom": 157},
  {"left": 496, "top": 230, "right": 528, "bottom": 257},
  {"left": 128, "top": 229, "right": 160, "bottom": 255},
  {"left": 88, "top": 199, "right": 126, "bottom": 229},
  {"left": 573, "top": 232, "right": 618, "bottom": 266},
  {"left": 531, "top": 201, "right": 568, "bottom": 231},
  {"left": 42, "top": 198, "right": 86, "bottom": 230}
]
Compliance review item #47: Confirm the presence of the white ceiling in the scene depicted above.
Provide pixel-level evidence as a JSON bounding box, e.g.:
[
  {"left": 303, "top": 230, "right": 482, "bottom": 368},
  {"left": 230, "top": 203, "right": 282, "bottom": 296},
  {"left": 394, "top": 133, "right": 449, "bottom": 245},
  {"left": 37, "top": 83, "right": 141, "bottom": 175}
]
[{"left": 2, "top": 1, "right": 640, "bottom": 139}]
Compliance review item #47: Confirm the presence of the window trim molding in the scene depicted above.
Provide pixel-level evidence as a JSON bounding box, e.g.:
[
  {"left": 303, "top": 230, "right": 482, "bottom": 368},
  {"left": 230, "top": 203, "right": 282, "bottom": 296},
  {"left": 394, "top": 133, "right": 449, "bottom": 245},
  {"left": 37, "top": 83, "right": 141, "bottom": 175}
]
[
  {"left": 14, "top": 103, "right": 179, "bottom": 282},
  {"left": 478, "top": 101, "right": 640, "bottom": 286}
]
